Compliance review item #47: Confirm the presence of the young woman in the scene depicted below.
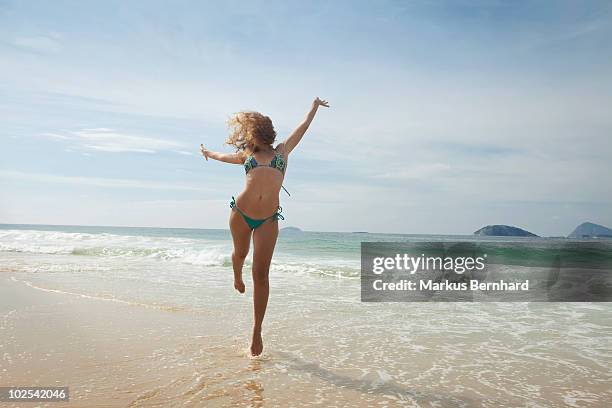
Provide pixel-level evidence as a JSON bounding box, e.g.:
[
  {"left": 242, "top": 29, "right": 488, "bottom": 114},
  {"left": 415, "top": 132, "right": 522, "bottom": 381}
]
[{"left": 200, "top": 97, "right": 329, "bottom": 356}]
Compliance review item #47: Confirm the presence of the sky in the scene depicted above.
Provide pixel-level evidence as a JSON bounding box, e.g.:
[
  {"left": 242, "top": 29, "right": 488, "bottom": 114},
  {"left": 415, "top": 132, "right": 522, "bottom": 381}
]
[{"left": 1, "top": 0, "right": 611, "bottom": 235}]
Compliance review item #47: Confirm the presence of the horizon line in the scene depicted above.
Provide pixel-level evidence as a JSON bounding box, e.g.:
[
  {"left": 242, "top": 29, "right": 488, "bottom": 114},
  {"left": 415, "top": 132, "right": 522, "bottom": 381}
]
[{"left": 0, "top": 221, "right": 583, "bottom": 238}]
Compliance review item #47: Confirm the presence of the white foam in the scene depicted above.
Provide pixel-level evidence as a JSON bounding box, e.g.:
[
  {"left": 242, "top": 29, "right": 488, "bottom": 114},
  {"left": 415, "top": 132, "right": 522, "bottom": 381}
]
[
  {"left": 0, "top": 229, "right": 234, "bottom": 267},
  {"left": 0, "top": 229, "right": 360, "bottom": 276}
]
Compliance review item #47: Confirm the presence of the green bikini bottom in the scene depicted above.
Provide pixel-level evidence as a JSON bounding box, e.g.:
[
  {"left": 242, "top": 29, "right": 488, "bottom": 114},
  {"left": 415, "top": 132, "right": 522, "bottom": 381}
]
[{"left": 230, "top": 196, "right": 284, "bottom": 230}]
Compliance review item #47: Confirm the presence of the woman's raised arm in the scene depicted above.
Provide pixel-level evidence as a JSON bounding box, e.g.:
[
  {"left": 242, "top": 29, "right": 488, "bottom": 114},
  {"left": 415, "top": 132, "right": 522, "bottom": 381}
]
[
  {"left": 282, "top": 97, "right": 329, "bottom": 155},
  {"left": 200, "top": 144, "right": 245, "bottom": 164}
]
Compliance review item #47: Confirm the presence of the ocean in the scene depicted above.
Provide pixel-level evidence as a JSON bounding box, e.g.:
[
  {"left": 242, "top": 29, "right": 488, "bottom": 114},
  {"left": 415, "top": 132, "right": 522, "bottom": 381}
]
[{"left": 1, "top": 224, "right": 611, "bottom": 407}]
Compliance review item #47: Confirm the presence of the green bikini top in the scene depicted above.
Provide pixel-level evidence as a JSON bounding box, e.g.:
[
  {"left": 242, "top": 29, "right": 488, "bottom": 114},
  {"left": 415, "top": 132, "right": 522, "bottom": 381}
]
[
  {"left": 244, "top": 150, "right": 290, "bottom": 196},
  {"left": 244, "top": 152, "right": 285, "bottom": 175}
]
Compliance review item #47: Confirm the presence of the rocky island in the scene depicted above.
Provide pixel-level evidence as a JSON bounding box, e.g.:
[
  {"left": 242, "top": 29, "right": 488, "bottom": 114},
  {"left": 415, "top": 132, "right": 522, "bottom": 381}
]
[
  {"left": 568, "top": 222, "right": 612, "bottom": 238},
  {"left": 280, "top": 226, "right": 302, "bottom": 233},
  {"left": 473, "top": 225, "right": 538, "bottom": 237}
]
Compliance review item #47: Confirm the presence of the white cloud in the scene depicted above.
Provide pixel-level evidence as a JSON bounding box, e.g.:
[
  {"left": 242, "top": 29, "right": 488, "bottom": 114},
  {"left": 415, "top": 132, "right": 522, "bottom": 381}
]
[
  {"left": 40, "top": 128, "right": 187, "bottom": 154},
  {"left": 40, "top": 132, "right": 71, "bottom": 140},
  {"left": 13, "top": 35, "right": 62, "bottom": 53},
  {"left": 175, "top": 150, "right": 195, "bottom": 156}
]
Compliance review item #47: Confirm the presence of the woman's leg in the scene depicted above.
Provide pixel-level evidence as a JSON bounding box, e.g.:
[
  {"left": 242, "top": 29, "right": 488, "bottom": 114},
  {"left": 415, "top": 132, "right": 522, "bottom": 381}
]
[
  {"left": 229, "top": 209, "right": 252, "bottom": 294},
  {"left": 250, "top": 218, "right": 279, "bottom": 356}
]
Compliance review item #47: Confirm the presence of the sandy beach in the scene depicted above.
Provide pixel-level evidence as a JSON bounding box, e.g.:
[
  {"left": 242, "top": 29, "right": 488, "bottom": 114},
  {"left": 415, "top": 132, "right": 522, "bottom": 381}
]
[{"left": 1, "top": 272, "right": 248, "bottom": 407}]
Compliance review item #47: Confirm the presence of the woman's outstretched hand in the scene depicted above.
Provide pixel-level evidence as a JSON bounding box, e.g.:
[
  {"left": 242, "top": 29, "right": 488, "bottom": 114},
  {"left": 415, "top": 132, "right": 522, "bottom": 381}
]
[
  {"left": 200, "top": 144, "right": 209, "bottom": 161},
  {"left": 314, "top": 97, "right": 330, "bottom": 108}
]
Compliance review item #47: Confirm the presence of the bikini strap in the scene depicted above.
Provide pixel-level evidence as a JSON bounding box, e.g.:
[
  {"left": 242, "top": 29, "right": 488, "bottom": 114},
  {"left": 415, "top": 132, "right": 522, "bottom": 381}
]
[{"left": 274, "top": 205, "right": 285, "bottom": 221}]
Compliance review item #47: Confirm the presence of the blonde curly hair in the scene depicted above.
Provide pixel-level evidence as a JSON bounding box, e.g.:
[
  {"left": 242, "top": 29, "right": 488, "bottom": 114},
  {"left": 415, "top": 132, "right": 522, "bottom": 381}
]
[{"left": 226, "top": 111, "right": 277, "bottom": 153}]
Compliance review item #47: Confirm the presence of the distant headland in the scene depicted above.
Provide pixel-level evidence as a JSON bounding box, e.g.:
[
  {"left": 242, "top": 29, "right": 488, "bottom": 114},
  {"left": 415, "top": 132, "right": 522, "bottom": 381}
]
[
  {"left": 568, "top": 222, "right": 612, "bottom": 238},
  {"left": 280, "top": 226, "right": 302, "bottom": 232},
  {"left": 473, "top": 225, "right": 538, "bottom": 237}
]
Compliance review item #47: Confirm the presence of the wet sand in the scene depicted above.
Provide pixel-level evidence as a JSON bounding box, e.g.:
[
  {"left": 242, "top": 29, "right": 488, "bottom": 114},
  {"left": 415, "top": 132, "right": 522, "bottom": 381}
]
[{"left": 1, "top": 273, "right": 277, "bottom": 407}]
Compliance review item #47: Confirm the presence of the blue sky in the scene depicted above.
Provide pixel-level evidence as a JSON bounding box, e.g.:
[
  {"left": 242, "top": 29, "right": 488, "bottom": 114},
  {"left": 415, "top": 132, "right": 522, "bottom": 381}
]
[{"left": 1, "top": 0, "right": 611, "bottom": 235}]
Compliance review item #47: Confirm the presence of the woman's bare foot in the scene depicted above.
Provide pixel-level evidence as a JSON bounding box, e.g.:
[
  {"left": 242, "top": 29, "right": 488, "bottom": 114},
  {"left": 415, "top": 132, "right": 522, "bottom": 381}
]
[
  {"left": 232, "top": 252, "right": 246, "bottom": 294},
  {"left": 234, "top": 276, "right": 245, "bottom": 293},
  {"left": 250, "top": 326, "right": 263, "bottom": 356}
]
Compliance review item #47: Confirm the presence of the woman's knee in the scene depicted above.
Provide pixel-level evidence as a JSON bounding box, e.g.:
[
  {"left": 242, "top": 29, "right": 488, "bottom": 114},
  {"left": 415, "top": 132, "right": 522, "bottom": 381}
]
[
  {"left": 252, "top": 266, "right": 269, "bottom": 284},
  {"left": 233, "top": 249, "right": 248, "bottom": 262}
]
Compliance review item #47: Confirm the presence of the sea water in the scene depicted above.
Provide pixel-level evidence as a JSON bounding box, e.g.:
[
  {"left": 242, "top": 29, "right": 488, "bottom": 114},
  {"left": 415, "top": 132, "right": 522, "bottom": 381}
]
[{"left": 1, "top": 224, "right": 611, "bottom": 406}]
